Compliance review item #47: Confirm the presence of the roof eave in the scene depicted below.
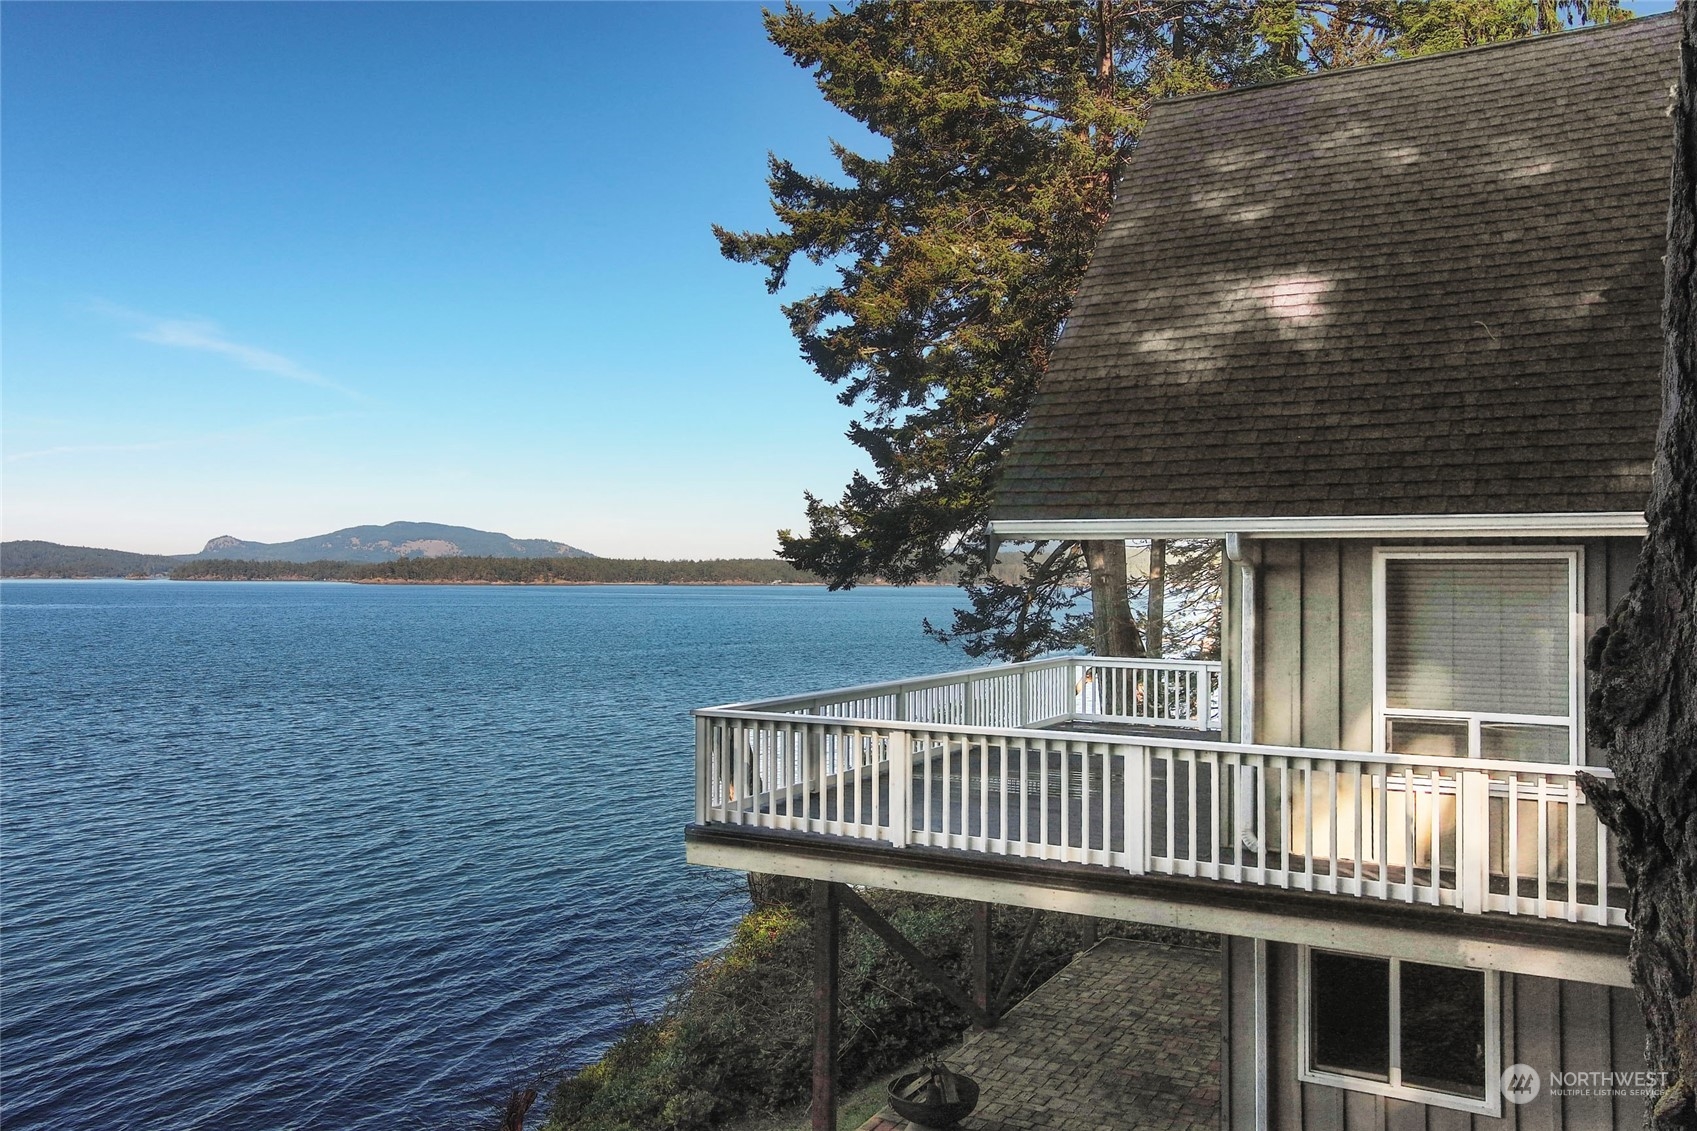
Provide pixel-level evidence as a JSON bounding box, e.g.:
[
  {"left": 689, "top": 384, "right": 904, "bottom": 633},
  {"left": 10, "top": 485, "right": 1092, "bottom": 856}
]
[{"left": 987, "top": 512, "right": 1649, "bottom": 541}]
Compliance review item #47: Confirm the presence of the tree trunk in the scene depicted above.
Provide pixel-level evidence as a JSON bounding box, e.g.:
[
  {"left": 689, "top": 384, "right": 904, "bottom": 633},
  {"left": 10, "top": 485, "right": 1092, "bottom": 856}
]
[
  {"left": 1084, "top": 539, "right": 1144, "bottom": 657},
  {"left": 1147, "top": 539, "right": 1166, "bottom": 658},
  {"left": 1583, "top": 6, "right": 1697, "bottom": 1128}
]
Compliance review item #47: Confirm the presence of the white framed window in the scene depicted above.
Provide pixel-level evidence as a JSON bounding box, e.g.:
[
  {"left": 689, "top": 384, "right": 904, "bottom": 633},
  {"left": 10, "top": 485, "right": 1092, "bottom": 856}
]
[
  {"left": 1298, "top": 946, "right": 1501, "bottom": 1115},
  {"left": 1372, "top": 547, "right": 1584, "bottom": 764}
]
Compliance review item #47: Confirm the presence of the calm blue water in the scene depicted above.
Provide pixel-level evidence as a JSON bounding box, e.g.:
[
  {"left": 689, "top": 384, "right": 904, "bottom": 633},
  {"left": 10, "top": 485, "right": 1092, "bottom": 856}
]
[{"left": 0, "top": 581, "right": 965, "bottom": 1130}]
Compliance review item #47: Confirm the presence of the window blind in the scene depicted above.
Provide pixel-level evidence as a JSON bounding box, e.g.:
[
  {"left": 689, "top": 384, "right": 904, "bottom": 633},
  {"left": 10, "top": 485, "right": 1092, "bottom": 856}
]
[{"left": 1384, "top": 558, "right": 1568, "bottom": 717}]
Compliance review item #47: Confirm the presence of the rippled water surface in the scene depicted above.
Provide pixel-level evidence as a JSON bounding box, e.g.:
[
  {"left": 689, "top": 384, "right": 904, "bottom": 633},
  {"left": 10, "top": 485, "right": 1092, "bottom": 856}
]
[{"left": 1, "top": 581, "right": 965, "bottom": 1130}]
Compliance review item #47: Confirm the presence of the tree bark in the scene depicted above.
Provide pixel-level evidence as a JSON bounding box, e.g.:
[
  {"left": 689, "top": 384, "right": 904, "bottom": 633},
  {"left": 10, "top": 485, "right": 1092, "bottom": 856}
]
[
  {"left": 1583, "top": 6, "right": 1697, "bottom": 1128},
  {"left": 1147, "top": 539, "right": 1166, "bottom": 658},
  {"left": 1084, "top": 539, "right": 1144, "bottom": 657}
]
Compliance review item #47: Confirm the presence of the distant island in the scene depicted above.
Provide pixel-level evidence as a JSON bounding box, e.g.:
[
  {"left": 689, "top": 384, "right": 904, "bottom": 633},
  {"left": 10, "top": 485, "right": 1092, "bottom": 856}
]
[
  {"left": 1, "top": 534, "right": 823, "bottom": 586},
  {"left": 1, "top": 521, "right": 594, "bottom": 579}
]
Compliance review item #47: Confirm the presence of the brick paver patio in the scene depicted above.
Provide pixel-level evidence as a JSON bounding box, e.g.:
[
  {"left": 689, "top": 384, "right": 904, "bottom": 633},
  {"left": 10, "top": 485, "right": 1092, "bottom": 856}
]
[{"left": 856, "top": 937, "right": 1220, "bottom": 1131}]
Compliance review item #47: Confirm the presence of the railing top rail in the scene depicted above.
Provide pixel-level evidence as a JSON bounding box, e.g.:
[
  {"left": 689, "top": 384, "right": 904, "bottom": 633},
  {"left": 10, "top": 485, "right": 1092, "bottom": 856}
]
[
  {"left": 1079, "top": 656, "right": 1221, "bottom": 670},
  {"left": 708, "top": 653, "right": 1075, "bottom": 712},
  {"left": 708, "top": 653, "right": 1220, "bottom": 713},
  {"left": 691, "top": 706, "right": 1616, "bottom": 779}
]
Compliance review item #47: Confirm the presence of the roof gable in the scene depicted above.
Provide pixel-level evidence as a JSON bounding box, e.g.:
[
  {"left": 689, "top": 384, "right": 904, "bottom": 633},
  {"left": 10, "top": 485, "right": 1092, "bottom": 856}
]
[{"left": 993, "top": 16, "right": 1679, "bottom": 525}]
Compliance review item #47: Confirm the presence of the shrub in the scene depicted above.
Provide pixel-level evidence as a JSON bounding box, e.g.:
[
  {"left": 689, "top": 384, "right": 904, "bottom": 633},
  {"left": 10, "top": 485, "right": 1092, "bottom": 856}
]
[{"left": 541, "top": 889, "right": 1092, "bottom": 1131}]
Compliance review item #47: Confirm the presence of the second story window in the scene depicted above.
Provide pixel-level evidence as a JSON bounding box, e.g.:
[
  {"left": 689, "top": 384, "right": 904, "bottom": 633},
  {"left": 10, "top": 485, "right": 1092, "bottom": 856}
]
[{"left": 1374, "top": 549, "right": 1581, "bottom": 765}]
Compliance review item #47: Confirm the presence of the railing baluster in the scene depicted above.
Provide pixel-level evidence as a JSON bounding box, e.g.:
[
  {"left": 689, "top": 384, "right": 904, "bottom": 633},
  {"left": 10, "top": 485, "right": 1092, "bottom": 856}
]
[
  {"left": 1566, "top": 777, "right": 1579, "bottom": 923},
  {"left": 1300, "top": 760, "right": 1314, "bottom": 891},
  {"left": 1459, "top": 768, "right": 1489, "bottom": 915},
  {"left": 1428, "top": 768, "right": 1443, "bottom": 907},
  {"left": 1376, "top": 765, "right": 1389, "bottom": 900},
  {"left": 888, "top": 730, "right": 910, "bottom": 848},
  {"left": 1506, "top": 773, "right": 1520, "bottom": 914},
  {"left": 1327, "top": 761, "right": 1340, "bottom": 893},
  {"left": 1159, "top": 748, "right": 1174, "bottom": 871},
  {"left": 1207, "top": 750, "right": 1221, "bottom": 879},
  {"left": 1018, "top": 732, "right": 1031, "bottom": 855},
  {"left": 836, "top": 725, "right": 849, "bottom": 832},
  {"left": 998, "top": 737, "right": 1010, "bottom": 851},
  {"left": 1402, "top": 768, "right": 1416, "bottom": 903},
  {"left": 1080, "top": 742, "right": 1093, "bottom": 863},
  {"left": 1350, "top": 762, "right": 1363, "bottom": 896},
  {"left": 1537, "top": 780, "right": 1549, "bottom": 918},
  {"left": 802, "top": 721, "right": 815, "bottom": 833},
  {"left": 918, "top": 730, "right": 932, "bottom": 844},
  {"left": 1060, "top": 739, "right": 1073, "bottom": 857},
  {"left": 1596, "top": 793, "right": 1610, "bottom": 926},
  {"left": 1039, "top": 739, "right": 1051, "bottom": 854},
  {"left": 1126, "top": 746, "right": 1146, "bottom": 873},
  {"left": 1255, "top": 757, "right": 1269, "bottom": 883},
  {"left": 942, "top": 732, "right": 954, "bottom": 841}
]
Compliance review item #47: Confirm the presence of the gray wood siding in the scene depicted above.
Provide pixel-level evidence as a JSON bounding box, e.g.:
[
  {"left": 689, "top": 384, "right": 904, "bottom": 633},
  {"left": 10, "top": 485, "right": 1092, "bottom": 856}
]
[
  {"left": 1222, "top": 938, "right": 1649, "bottom": 1131},
  {"left": 1249, "top": 539, "right": 1377, "bottom": 752},
  {"left": 1239, "top": 538, "right": 1641, "bottom": 764}
]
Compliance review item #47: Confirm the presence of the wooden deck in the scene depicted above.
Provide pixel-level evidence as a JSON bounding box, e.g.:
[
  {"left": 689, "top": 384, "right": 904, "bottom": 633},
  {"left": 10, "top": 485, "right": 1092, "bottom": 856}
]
[{"left": 699, "top": 655, "right": 1629, "bottom": 928}]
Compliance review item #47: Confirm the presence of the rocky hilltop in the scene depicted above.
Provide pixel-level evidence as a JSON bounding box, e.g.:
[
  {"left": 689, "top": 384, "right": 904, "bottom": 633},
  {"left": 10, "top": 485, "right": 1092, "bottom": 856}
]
[{"left": 194, "top": 522, "right": 593, "bottom": 563}]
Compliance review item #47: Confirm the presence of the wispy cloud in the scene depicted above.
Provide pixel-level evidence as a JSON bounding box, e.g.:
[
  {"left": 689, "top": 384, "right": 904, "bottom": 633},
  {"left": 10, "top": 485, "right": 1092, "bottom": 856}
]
[
  {"left": 4, "top": 440, "right": 178, "bottom": 464},
  {"left": 5, "top": 413, "right": 363, "bottom": 464},
  {"left": 92, "top": 301, "right": 363, "bottom": 399}
]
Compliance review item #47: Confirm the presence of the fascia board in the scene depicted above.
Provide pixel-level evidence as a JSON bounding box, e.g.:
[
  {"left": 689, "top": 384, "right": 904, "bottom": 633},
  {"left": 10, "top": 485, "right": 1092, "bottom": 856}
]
[{"left": 987, "top": 512, "right": 1647, "bottom": 540}]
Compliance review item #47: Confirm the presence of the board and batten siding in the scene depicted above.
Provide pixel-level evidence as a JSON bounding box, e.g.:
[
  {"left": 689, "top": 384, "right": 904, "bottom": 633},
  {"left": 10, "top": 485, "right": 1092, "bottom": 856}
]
[
  {"left": 1219, "top": 538, "right": 1641, "bottom": 763},
  {"left": 1223, "top": 938, "right": 1649, "bottom": 1131}
]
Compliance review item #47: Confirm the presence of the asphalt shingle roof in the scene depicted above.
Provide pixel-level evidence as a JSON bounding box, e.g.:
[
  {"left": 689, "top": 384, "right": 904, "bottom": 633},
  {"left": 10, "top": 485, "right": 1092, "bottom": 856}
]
[{"left": 992, "top": 16, "right": 1679, "bottom": 524}]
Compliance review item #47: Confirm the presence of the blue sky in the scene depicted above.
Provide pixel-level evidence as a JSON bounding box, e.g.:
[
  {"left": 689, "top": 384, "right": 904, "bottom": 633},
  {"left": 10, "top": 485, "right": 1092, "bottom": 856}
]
[
  {"left": 1, "top": 2, "right": 1677, "bottom": 558},
  {"left": 3, "top": 2, "right": 873, "bottom": 557}
]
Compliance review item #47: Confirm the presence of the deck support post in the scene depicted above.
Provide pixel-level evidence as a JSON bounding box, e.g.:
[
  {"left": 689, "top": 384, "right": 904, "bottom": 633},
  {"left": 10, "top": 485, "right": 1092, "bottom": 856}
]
[
  {"left": 811, "top": 880, "right": 839, "bottom": 1131},
  {"left": 972, "top": 901, "right": 993, "bottom": 1025}
]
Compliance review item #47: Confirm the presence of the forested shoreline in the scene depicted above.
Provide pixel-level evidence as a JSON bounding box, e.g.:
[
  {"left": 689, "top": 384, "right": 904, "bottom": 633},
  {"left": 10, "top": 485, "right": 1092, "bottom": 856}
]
[{"left": 168, "top": 556, "right": 822, "bottom": 585}]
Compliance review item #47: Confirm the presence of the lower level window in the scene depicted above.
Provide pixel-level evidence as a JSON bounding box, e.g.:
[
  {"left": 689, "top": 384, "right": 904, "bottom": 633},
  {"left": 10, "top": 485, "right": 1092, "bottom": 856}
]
[{"left": 1302, "top": 948, "right": 1499, "bottom": 1114}]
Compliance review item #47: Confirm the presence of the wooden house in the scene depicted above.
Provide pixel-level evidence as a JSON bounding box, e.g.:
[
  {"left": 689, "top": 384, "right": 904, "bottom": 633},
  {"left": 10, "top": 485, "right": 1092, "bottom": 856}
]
[{"left": 687, "top": 15, "right": 1679, "bottom": 1129}]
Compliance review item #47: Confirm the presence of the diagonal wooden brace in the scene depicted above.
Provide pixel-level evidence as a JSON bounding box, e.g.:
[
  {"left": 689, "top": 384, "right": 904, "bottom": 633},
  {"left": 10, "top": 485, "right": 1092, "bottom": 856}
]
[
  {"left": 836, "top": 885, "right": 996, "bottom": 1029},
  {"left": 994, "top": 908, "right": 1043, "bottom": 1015}
]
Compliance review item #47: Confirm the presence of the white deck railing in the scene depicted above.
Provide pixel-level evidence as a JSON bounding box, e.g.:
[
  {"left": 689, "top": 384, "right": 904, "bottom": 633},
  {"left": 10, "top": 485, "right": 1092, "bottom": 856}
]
[
  {"left": 718, "top": 654, "right": 1221, "bottom": 732},
  {"left": 695, "top": 661, "right": 1625, "bottom": 929}
]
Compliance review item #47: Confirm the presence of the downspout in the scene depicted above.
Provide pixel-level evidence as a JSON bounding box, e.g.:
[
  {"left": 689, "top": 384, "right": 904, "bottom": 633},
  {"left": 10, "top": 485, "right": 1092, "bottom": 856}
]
[
  {"left": 1225, "top": 534, "right": 1261, "bottom": 852},
  {"left": 1225, "top": 533, "right": 1259, "bottom": 743}
]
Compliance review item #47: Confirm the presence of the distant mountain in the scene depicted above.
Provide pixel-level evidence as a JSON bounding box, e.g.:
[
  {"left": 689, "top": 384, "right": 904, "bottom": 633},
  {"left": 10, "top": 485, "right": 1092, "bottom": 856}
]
[
  {"left": 1, "top": 540, "right": 184, "bottom": 578},
  {"left": 191, "top": 522, "right": 593, "bottom": 563}
]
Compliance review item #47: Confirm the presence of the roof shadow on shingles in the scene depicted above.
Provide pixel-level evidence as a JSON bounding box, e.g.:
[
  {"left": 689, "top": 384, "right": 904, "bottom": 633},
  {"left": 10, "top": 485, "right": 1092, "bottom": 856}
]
[{"left": 993, "top": 14, "right": 1679, "bottom": 524}]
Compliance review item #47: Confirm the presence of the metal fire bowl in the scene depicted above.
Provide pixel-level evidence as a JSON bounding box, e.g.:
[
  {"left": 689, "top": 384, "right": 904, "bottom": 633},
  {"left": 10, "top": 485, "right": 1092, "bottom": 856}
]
[{"left": 887, "top": 1070, "right": 980, "bottom": 1128}]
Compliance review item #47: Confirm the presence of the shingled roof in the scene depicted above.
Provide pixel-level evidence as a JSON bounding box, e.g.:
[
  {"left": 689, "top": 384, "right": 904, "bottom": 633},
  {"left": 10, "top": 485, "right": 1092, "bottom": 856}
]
[{"left": 991, "top": 16, "right": 1678, "bottom": 531}]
